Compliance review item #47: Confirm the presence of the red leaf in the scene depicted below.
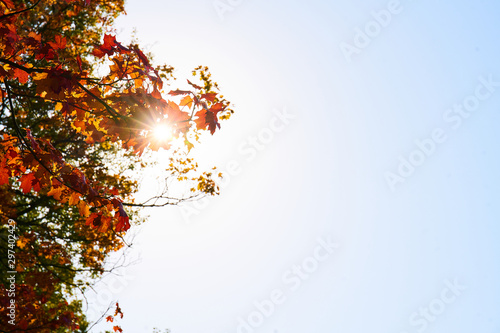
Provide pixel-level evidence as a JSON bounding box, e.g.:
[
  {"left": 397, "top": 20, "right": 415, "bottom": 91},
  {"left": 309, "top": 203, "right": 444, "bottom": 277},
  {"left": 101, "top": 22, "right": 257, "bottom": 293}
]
[
  {"left": 25, "top": 129, "right": 42, "bottom": 152},
  {"left": 115, "top": 213, "right": 130, "bottom": 232},
  {"left": 14, "top": 68, "right": 29, "bottom": 84},
  {"left": 94, "top": 34, "right": 119, "bottom": 58},
  {"left": 134, "top": 47, "right": 150, "bottom": 68},
  {"left": 210, "top": 102, "right": 225, "bottom": 113},
  {"left": 151, "top": 87, "right": 162, "bottom": 100},
  {"left": 76, "top": 55, "right": 82, "bottom": 72},
  {"left": 112, "top": 199, "right": 130, "bottom": 232},
  {"left": 106, "top": 316, "right": 113, "bottom": 322},
  {"left": 195, "top": 109, "right": 220, "bottom": 134},
  {"left": 92, "top": 48, "right": 105, "bottom": 58},
  {"left": 113, "top": 326, "right": 123, "bottom": 333},
  {"left": 201, "top": 93, "right": 217, "bottom": 102},
  {"left": 0, "top": 168, "right": 10, "bottom": 186},
  {"left": 85, "top": 212, "right": 101, "bottom": 228},
  {"left": 114, "top": 302, "right": 124, "bottom": 318},
  {"left": 20, "top": 173, "right": 36, "bottom": 194}
]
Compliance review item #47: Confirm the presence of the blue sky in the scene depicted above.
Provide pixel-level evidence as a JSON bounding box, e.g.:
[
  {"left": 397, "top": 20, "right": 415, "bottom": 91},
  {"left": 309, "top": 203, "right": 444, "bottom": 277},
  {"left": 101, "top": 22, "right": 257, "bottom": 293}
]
[{"left": 86, "top": 1, "right": 500, "bottom": 332}]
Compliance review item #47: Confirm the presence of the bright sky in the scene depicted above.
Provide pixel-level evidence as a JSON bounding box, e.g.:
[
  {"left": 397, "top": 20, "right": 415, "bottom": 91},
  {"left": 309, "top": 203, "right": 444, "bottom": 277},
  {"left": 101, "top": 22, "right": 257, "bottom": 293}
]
[{"left": 85, "top": 1, "right": 500, "bottom": 332}]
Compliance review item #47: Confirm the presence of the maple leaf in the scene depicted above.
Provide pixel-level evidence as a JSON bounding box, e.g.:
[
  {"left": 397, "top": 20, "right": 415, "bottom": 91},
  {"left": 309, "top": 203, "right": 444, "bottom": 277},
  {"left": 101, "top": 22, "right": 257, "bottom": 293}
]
[
  {"left": 78, "top": 200, "right": 90, "bottom": 217},
  {"left": 85, "top": 212, "right": 101, "bottom": 229},
  {"left": 210, "top": 102, "right": 226, "bottom": 113},
  {"left": 166, "top": 100, "right": 190, "bottom": 124},
  {"left": 47, "top": 186, "right": 64, "bottom": 201},
  {"left": 113, "top": 326, "right": 123, "bottom": 333},
  {"left": 106, "top": 315, "right": 113, "bottom": 322},
  {"left": 14, "top": 68, "right": 29, "bottom": 84},
  {"left": 180, "top": 95, "right": 193, "bottom": 108},
  {"left": 48, "top": 35, "right": 67, "bottom": 50},
  {"left": 20, "top": 173, "right": 36, "bottom": 194},
  {"left": 151, "top": 87, "right": 162, "bottom": 99},
  {"left": 112, "top": 199, "right": 130, "bottom": 232},
  {"left": 195, "top": 109, "right": 220, "bottom": 134},
  {"left": 201, "top": 93, "right": 217, "bottom": 102},
  {"left": 68, "top": 192, "right": 80, "bottom": 206}
]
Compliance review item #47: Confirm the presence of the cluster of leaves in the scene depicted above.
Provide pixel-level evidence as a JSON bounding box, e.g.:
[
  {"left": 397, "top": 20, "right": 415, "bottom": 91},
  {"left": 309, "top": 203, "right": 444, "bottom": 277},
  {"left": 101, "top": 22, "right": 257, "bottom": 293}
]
[{"left": 0, "top": 0, "right": 233, "bottom": 331}]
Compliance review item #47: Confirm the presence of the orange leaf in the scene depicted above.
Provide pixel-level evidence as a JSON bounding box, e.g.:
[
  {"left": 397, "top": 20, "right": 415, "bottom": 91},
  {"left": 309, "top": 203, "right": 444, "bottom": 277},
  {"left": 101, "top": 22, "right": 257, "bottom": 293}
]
[
  {"left": 48, "top": 35, "right": 67, "bottom": 50},
  {"left": 78, "top": 201, "right": 90, "bottom": 217},
  {"left": 47, "top": 186, "right": 64, "bottom": 201},
  {"left": 0, "top": 168, "right": 9, "bottom": 186},
  {"left": 151, "top": 87, "right": 162, "bottom": 99},
  {"left": 14, "top": 68, "right": 29, "bottom": 84},
  {"left": 20, "top": 173, "right": 36, "bottom": 194},
  {"left": 180, "top": 95, "right": 193, "bottom": 109},
  {"left": 201, "top": 93, "right": 217, "bottom": 102},
  {"left": 68, "top": 192, "right": 80, "bottom": 206}
]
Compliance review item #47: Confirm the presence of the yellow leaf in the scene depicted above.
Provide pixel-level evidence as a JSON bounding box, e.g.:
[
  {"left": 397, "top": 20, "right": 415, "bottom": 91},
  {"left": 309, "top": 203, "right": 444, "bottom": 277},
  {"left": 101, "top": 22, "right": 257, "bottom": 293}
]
[
  {"left": 17, "top": 236, "right": 28, "bottom": 249},
  {"left": 55, "top": 102, "right": 63, "bottom": 111},
  {"left": 78, "top": 200, "right": 90, "bottom": 217},
  {"left": 32, "top": 72, "right": 48, "bottom": 80}
]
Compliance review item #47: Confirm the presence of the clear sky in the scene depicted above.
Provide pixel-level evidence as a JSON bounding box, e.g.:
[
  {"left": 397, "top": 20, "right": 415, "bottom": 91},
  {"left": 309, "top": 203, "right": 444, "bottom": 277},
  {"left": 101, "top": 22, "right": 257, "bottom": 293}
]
[{"left": 85, "top": 1, "right": 500, "bottom": 332}]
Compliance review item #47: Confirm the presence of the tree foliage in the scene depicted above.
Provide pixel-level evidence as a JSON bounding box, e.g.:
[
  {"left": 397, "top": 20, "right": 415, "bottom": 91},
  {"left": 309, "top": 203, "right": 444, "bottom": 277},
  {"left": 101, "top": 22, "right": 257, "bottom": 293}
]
[{"left": 0, "top": 0, "right": 232, "bottom": 331}]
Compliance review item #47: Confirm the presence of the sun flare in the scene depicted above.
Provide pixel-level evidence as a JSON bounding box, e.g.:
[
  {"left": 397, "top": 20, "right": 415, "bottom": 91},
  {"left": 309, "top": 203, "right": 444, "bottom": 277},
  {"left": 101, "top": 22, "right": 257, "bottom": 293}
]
[{"left": 153, "top": 124, "right": 172, "bottom": 142}]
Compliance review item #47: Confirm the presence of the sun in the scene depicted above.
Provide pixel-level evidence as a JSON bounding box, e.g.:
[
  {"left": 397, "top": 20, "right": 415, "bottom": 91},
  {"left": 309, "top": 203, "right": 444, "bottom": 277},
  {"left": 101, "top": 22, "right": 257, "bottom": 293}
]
[{"left": 153, "top": 124, "right": 172, "bottom": 142}]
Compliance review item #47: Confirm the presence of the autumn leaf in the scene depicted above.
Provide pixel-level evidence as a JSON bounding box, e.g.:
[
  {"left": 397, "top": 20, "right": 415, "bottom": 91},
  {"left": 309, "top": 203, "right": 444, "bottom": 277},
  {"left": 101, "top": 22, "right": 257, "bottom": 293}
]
[
  {"left": 68, "top": 192, "right": 80, "bottom": 206},
  {"left": 47, "top": 186, "right": 64, "bottom": 201},
  {"left": 78, "top": 200, "right": 90, "bottom": 217},
  {"left": 48, "top": 35, "right": 67, "bottom": 50},
  {"left": 20, "top": 173, "right": 36, "bottom": 194},
  {"left": 180, "top": 95, "right": 193, "bottom": 108},
  {"left": 0, "top": 172, "right": 9, "bottom": 186},
  {"left": 201, "top": 92, "right": 217, "bottom": 102},
  {"left": 114, "top": 302, "right": 124, "bottom": 318},
  {"left": 14, "top": 68, "right": 29, "bottom": 84}
]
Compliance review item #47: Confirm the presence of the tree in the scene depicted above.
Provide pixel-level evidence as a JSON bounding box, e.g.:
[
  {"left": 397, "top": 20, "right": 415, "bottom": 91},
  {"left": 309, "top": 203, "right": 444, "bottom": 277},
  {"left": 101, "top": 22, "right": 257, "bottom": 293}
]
[{"left": 0, "top": 0, "right": 233, "bottom": 331}]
